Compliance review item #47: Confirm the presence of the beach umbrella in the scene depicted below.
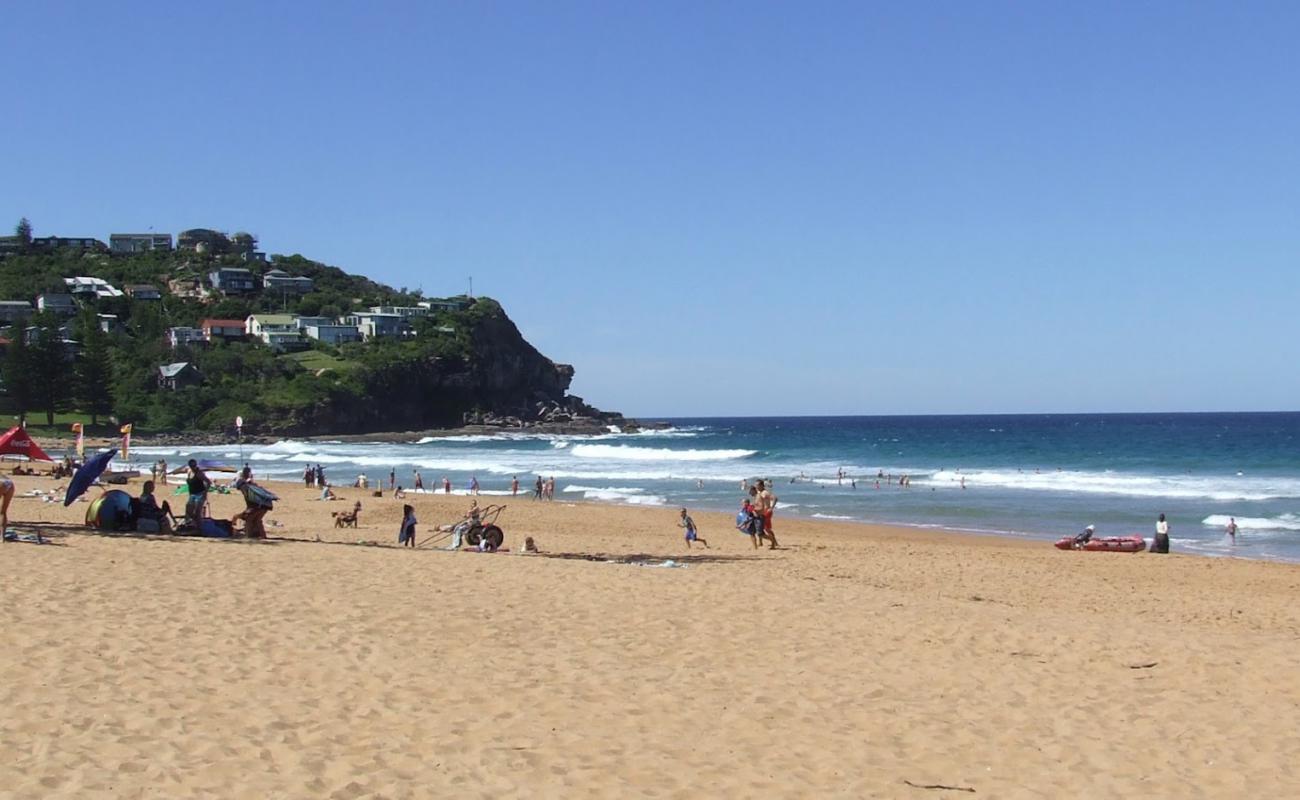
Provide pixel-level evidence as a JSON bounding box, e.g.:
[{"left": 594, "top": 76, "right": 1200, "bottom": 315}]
[{"left": 63, "top": 448, "right": 118, "bottom": 507}]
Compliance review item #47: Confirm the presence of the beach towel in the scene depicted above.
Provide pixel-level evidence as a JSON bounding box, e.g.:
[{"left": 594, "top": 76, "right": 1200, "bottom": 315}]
[{"left": 3, "top": 530, "right": 48, "bottom": 544}]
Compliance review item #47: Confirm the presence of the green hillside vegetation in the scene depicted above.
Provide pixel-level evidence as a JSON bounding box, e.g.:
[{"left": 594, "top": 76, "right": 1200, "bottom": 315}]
[{"left": 0, "top": 233, "right": 494, "bottom": 434}]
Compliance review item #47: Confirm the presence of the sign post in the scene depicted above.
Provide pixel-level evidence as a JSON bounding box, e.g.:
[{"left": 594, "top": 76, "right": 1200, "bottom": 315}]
[{"left": 236, "top": 416, "right": 244, "bottom": 467}]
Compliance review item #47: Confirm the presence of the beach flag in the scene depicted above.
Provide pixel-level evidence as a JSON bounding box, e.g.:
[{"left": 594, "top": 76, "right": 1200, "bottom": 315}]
[
  {"left": 70, "top": 422, "right": 84, "bottom": 458},
  {"left": 120, "top": 423, "right": 132, "bottom": 460}
]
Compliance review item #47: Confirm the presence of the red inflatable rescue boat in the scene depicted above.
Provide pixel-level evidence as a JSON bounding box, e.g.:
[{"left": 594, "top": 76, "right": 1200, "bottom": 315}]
[{"left": 1054, "top": 535, "right": 1147, "bottom": 553}]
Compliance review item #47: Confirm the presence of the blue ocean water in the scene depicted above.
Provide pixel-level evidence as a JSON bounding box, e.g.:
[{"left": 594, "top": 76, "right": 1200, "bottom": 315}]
[{"left": 134, "top": 413, "right": 1300, "bottom": 561}]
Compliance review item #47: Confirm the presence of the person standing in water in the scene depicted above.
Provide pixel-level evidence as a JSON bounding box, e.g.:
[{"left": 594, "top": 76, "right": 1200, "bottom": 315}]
[
  {"left": 1225, "top": 517, "right": 1238, "bottom": 545},
  {"left": 511, "top": 476, "right": 519, "bottom": 496}
]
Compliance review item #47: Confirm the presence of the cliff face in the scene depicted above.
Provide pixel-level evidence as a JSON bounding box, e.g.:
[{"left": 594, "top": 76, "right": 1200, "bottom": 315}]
[{"left": 279, "top": 301, "right": 621, "bottom": 435}]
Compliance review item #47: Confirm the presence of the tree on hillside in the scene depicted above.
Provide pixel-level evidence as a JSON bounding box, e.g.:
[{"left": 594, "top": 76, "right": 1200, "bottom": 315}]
[
  {"left": 14, "top": 217, "right": 32, "bottom": 246},
  {"left": 75, "top": 316, "right": 114, "bottom": 425},
  {"left": 0, "top": 329, "right": 35, "bottom": 424},
  {"left": 29, "top": 313, "right": 73, "bottom": 425}
]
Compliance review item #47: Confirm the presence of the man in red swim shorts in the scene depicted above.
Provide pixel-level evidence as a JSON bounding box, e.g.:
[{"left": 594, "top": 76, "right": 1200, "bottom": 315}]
[{"left": 754, "top": 479, "right": 779, "bottom": 549}]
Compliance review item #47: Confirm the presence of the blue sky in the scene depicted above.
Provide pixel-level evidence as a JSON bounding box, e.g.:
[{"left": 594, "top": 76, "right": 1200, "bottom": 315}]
[{"left": 6, "top": 2, "right": 1298, "bottom": 416}]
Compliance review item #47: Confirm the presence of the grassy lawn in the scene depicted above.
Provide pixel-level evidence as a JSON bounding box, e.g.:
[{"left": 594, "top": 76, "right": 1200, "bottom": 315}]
[
  {"left": 280, "top": 350, "right": 358, "bottom": 373},
  {"left": 4, "top": 412, "right": 133, "bottom": 439}
]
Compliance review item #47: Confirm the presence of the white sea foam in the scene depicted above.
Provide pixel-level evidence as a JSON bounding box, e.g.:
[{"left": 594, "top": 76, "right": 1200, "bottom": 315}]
[
  {"left": 1201, "top": 514, "right": 1300, "bottom": 532},
  {"left": 921, "top": 469, "right": 1300, "bottom": 502},
  {"left": 570, "top": 444, "right": 756, "bottom": 462},
  {"left": 811, "top": 513, "right": 855, "bottom": 521},
  {"left": 561, "top": 484, "right": 667, "bottom": 506}
]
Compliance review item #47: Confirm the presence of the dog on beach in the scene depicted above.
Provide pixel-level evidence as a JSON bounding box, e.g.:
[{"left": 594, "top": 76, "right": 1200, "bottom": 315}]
[{"left": 332, "top": 502, "right": 362, "bottom": 528}]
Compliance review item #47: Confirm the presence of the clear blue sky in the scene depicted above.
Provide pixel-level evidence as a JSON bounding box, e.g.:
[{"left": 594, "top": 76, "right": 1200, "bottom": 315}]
[{"left": 6, "top": 2, "right": 1298, "bottom": 417}]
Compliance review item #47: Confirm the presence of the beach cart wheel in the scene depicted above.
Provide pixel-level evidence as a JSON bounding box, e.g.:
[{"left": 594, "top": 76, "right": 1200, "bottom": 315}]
[
  {"left": 482, "top": 525, "right": 504, "bottom": 549},
  {"left": 464, "top": 528, "right": 483, "bottom": 546}
]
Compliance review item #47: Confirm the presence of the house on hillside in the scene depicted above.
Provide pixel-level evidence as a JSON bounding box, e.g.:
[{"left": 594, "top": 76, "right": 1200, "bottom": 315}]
[
  {"left": 419, "top": 298, "right": 473, "bottom": 313},
  {"left": 98, "top": 314, "right": 121, "bottom": 334},
  {"left": 246, "top": 314, "right": 306, "bottom": 351},
  {"left": 369, "top": 305, "right": 430, "bottom": 318},
  {"left": 158, "top": 362, "right": 201, "bottom": 391},
  {"left": 200, "top": 318, "right": 247, "bottom": 342},
  {"left": 178, "top": 228, "right": 230, "bottom": 254},
  {"left": 0, "top": 301, "right": 33, "bottom": 325},
  {"left": 126, "top": 284, "right": 162, "bottom": 300},
  {"left": 263, "top": 268, "right": 314, "bottom": 294},
  {"left": 36, "top": 293, "right": 78, "bottom": 316},
  {"left": 341, "top": 312, "right": 410, "bottom": 341},
  {"left": 22, "top": 322, "right": 78, "bottom": 351},
  {"left": 303, "top": 324, "right": 362, "bottom": 345},
  {"left": 110, "top": 233, "right": 173, "bottom": 254},
  {"left": 167, "top": 326, "right": 206, "bottom": 349},
  {"left": 209, "top": 267, "right": 257, "bottom": 295},
  {"left": 31, "top": 236, "right": 107, "bottom": 253},
  {"left": 65, "top": 276, "right": 124, "bottom": 299}
]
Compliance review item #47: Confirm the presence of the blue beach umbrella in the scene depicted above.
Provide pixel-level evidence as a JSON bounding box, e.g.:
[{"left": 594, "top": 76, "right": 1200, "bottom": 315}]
[{"left": 64, "top": 448, "right": 118, "bottom": 507}]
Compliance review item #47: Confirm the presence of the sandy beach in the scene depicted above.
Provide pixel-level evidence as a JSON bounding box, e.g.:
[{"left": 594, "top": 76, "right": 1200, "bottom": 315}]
[{"left": 4, "top": 472, "right": 1299, "bottom": 798}]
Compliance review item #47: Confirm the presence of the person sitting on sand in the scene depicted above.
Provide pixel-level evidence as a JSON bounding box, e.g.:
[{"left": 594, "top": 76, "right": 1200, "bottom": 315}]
[
  {"left": 521, "top": 536, "right": 539, "bottom": 553},
  {"left": 394, "top": 485, "right": 406, "bottom": 499},
  {"left": 320, "top": 483, "right": 337, "bottom": 501},
  {"left": 137, "top": 480, "right": 175, "bottom": 534},
  {"left": 1074, "top": 525, "right": 1095, "bottom": 549},
  {"left": 446, "top": 501, "right": 482, "bottom": 550},
  {"left": 678, "top": 507, "right": 709, "bottom": 550}
]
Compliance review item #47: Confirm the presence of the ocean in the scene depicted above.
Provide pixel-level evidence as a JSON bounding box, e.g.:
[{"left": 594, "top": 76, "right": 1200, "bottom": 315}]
[{"left": 133, "top": 412, "right": 1300, "bottom": 561}]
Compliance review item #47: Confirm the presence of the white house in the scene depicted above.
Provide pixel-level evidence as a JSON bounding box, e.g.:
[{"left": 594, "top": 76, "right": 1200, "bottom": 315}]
[
  {"left": 246, "top": 314, "right": 306, "bottom": 351},
  {"left": 65, "top": 276, "right": 124, "bottom": 298}
]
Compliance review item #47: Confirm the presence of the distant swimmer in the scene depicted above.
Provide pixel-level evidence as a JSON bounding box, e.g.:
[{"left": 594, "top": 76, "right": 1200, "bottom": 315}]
[
  {"left": 960, "top": 476, "right": 966, "bottom": 489},
  {"left": 1226, "top": 517, "right": 1238, "bottom": 545}
]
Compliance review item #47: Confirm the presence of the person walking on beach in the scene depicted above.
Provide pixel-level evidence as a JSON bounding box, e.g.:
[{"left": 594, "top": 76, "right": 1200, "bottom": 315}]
[
  {"left": 546, "top": 476, "right": 556, "bottom": 501},
  {"left": 534, "top": 476, "right": 543, "bottom": 500},
  {"left": 1152, "top": 513, "right": 1171, "bottom": 554},
  {"left": 470, "top": 475, "right": 480, "bottom": 495},
  {"left": 737, "top": 497, "right": 760, "bottom": 549},
  {"left": 443, "top": 476, "right": 451, "bottom": 494},
  {"left": 315, "top": 464, "right": 325, "bottom": 487},
  {"left": 389, "top": 468, "right": 396, "bottom": 492},
  {"left": 754, "top": 479, "right": 779, "bottom": 549},
  {"left": 511, "top": 476, "right": 519, "bottom": 496},
  {"left": 678, "top": 508, "right": 709, "bottom": 549},
  {"left": 1226, "top": 517, "right": 1238, "bottom": 545},
  {"left": 398, "top": 504, "right": 417, "bottom": 547},
  {"left": 414, "top": 471, "right": 424, "bottom": 491},
  {"left": 304, "top": 464, "right": 314, "bottom": 488}
]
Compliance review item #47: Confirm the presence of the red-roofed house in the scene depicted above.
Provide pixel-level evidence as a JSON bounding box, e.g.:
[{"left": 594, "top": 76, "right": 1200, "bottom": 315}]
[{"left": 201, "top": 319, "right": 247, "bottom": 342}]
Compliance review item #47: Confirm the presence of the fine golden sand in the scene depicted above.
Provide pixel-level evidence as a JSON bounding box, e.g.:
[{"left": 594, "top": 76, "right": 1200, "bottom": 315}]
[{"left": 3, "top": 473, "right": 1300, "bottom": 798}]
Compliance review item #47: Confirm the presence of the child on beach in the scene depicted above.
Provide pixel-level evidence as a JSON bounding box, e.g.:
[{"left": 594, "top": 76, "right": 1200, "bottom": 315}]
[
  {"left": 399, "top": 504, "right": 417, "bottom": 547},
  {"left": 678, "top": 508, "right": 709, "bottom": 549},
  {"left": 736, "top": 498, "right": 760, "bottom": 549}
]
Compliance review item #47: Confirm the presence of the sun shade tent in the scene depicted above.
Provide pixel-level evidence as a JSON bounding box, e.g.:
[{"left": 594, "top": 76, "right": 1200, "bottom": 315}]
[{"left": 0, "top": 426, "right": 54, "bottom": 462}]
